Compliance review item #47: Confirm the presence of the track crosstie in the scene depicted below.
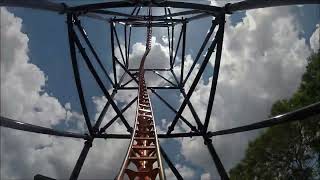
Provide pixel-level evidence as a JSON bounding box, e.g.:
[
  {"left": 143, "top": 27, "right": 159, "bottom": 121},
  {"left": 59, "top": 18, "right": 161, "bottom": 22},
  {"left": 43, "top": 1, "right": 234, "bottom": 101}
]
[{"left": 117, "top": 7, "right": 165, "bottom": 180}]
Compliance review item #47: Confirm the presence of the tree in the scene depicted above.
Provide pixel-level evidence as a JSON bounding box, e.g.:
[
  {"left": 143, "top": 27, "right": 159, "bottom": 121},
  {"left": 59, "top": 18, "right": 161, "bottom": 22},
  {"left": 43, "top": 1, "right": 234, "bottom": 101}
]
[{"left": 229, "top": 51, "right": 320, "bottom": 180}]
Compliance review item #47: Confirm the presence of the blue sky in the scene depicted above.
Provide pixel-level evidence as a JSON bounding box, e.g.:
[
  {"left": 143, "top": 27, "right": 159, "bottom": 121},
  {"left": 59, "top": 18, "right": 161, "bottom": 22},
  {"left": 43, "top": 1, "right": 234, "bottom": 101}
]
[
  {"left": 7, "top": 4, "right": 319, "bottom": 114},
  {"left": 1, "top": 1, "right": 320, "bottom": 179}
]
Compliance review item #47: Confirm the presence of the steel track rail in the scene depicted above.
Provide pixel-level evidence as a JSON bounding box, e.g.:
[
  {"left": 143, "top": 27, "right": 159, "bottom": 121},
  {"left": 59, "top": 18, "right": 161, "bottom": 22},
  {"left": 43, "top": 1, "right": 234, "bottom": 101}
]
[{"left": 116, "top": 7, "right": 165, "bottom": 180}]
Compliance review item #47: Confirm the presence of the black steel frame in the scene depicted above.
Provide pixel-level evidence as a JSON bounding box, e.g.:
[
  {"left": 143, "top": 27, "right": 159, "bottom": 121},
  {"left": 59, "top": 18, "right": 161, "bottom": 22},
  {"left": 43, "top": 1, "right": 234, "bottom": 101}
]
[{"left": 1, "top": 1, "right": 320, "bottom": 180}]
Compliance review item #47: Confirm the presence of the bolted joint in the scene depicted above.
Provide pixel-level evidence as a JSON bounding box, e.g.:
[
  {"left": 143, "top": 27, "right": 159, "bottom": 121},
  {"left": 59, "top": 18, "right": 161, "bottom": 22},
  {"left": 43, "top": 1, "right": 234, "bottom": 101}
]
[
  {"left": 127, "top": 127, "right": 134, "bottom": 134},
  {"left": 67, "top": 13, "right": 76, "bottom": 24},
  {"left": 112, "top": 88, "right": 118, "bottom": 94},
  {"left": 167, "top": 125, "right": 174, "bottom": 134},
  {"left": 191, "top": 126, "right": 198, "bottom": 132},
  {"left": 84, "top": 139, "right": 93, "bottom": 147},
  {"left": 212, "top": 19, "right": 219, "bottom": 26},
  {"left": 214, "top": 13, "right": 226, "bottom": 25},
  {"left": 73, "top": 17, "right": 81, "bottom": 25},
  {"left": 59, "top": 3, "right": 68, "bottom": 14},
  {"left": 83, "top": 133, "right": 92, "bottom": 141},
  {"left": 201, "top": 126, "right": 209, "bottom": 133},
  {"left": 98, "top": 128, "right": 106, "bottom": 135},
  {"left": 203, "top": 137, "right": 212, "bottom": 145},
  {"left": 224, "top": 3, "right": 233, "bottom": 14},
  {"left": 92, "top": 127, "right": 100, "bottom": 134},
  {"left": 150, "top": 88, "right": 156, "bottom": 93}
]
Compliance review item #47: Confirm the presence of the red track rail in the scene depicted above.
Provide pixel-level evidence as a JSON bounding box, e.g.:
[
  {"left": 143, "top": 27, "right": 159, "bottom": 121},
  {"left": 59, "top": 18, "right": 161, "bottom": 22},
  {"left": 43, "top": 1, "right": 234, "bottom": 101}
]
[{"left": 116, "top": 7, "right": 165, "bottom": 180}]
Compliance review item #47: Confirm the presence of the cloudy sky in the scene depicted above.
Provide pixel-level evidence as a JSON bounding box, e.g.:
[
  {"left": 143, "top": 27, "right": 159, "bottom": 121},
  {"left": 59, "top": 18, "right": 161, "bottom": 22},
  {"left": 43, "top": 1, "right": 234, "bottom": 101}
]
[{"left": 1, "top": 0, "right": 319, "bottom": 179}]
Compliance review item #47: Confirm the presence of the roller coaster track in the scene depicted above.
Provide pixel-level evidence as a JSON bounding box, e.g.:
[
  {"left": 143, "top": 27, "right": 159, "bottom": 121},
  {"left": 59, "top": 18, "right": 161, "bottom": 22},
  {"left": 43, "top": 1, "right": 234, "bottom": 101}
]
[
  {"left": 1, "top": 1, "right": 319, "bottom": 180},
  {"left": 116, "top": 7, "right": 165, "bottom": 180}
]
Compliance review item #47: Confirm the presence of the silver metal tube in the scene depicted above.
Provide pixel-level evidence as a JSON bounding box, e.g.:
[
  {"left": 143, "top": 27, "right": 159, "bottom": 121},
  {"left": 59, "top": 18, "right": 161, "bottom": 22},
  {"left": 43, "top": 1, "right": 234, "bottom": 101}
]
[
  {"left": 0, "top": 0, "right": 65, "bottom": 12},
  {"left": 0, "top": 0, "right": 106, "bottom": 20},
  {"left": 0, "top": 116, "right": 88, "bottom": 139},
  {"left": 227, "top": 0, "right": 320, "bottom": 13}
]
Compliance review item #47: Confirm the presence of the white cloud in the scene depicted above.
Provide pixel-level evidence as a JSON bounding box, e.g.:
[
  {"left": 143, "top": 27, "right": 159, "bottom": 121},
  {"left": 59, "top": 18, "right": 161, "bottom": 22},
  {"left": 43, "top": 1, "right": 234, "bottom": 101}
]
[
  {"left": 0, "top": 7, "right": 66, "bottom": 127},
  {"left": 91, "top": 94, "right": 136, "bottom": 134},
  {"left": 129, "top": 36, "right": 170, "bottom": 69},
  {"left": 162, "top": 35, "right": 169, "bottom": 45},
  {"left": 200, "top": 172, "right": 211, "bottom": 180},
  {"left": 114, "top": 36, "right": 172, "bottom": 87},
  {"left": 310, "top": 24, "right": 320, "bottom": 52},
  {"left": 0, "top": 7, "right": 129, "bottom": 179},
  {"left": 1, "top": 4, "right": 317, "bottom": 179},
  {"left": 165, "top": 164, "right": 196, "bottom": 180},
  {"left": 176, "top": 6, "right": 312, "bottom": 178},
  {"left": 64, "top": 102, "right": 71, "bottom": 110}
]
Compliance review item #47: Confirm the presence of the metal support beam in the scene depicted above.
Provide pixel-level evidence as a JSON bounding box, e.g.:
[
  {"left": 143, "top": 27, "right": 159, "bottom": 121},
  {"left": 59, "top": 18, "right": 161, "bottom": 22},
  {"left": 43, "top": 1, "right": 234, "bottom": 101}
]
[
  {"left": 69, "top": 140, "right": 93, "bottom": 180},
  {"left": 180, "top": 89, "right": 204, "bottom": 130},
  {"left": 99, "top": 96, "right": 138, "bottom": 133},
  {"left": 183, "top": 20, "right": 217, "bottom": 85},
  {"left": 134, "top": 6, "right": 141, "bottom": 16},
  {"left": 0, "top": 116, "right": 88, "bottom": 139},
  {"left": 172, "top": 24, "right": 184, "bottom": 68},
  {"left": 68, "top": 0, "right": 319, "bottom": 14},
  {"left": 69, "top": 1, "right": 222, "bottom": 14},
  {"left": 0, "top": 0, "right": 106, "bottom": 20},
  {"left": 96, "top": 132, "right": 203, "bottom": 139},
  {"left": 169, "top": 8, "right": 174, "bottom": 69},
  {"left": 110, "top": 21, "right": 118, "bottom": 86},
  {"left": 113, "top": 24, "right": 126, "bottom": 65},
  {"left": 93, "top": 90, "right": 117, "bottom": 131},
  {"left": 203, "top": 137, "right": 229, "bottom": 180},
  {"left": 93, "top": 9, "right": 142, "bottom": 20},
  {"left": 73, "top": 17, "right": 114, "bottom": 87},
  {"left": 154, "top": 9, "right": 203, "bottom": 20},
  {"left": 129, "top": 68, "right": 171, "bottom": 72},
  {"left": 97, "top": 101, "right": 320, "bottom": 138},
  {"left": 226, "top": 0, "right": 319, "bottom": 13},
  {"left": 151, "top": 89, "right": 197, "bottom": 132},
  {"left": 121, "top": 77, "right": 135, "bottom": 87},
  {"left": 166, "top": 17, "right": 223, "bottom": 134},
  {"left": 130, "top": 23, "right": 175, "bottom": 27},
  {"left": 127, "top": 25, "right": 132, "bottom": 67},
  {"left": 180, "top": 22, "right": 186, "bottom": 84},
  {"left": 153, "top": 71, "right": 177, "bottom": 87},
  {"left": 124, "top": 25, "right": 128, "bottom": 67},
  {"left": 159, "top": 146, "right": 183, "bottom": 180},
  {"left": 67, "top": 14, "right": 94, "bottom": 136},
  {"left": 117, "top": 86, "right": 180, "bottom": 90},
  {"left": 130, "top": 6, "right": 137, "bottom": 15},
  {"left": 0, "top": 0, "right": 66, "bottom": 12},
  {"left": 171, "top": 34, "right": 175, "bottom": 64},
  {"left": 164, "top": 8, "right": 171, "bottom": 67},
  {"left": 113, "top": 56, "right": 139, "bottom": 84},
  {"left": 208, "top": 101, "right": 320, "bottom": 137},
  {"left": 203, "top": 17, "right": 225, "bottom": 133},
  {"left": 170, "top": 69, "right": 180, "bottom": 88},
  {"left": 89, "top": 100, "right": 320, "bottom": 139},
  {"left": 34, "top": 174, "right": 55, "bottom": 180},
  {"left": 112, "top": 18, "right": 183, "bottom": 23},
  {"left": 71, "top": 23, "right": 133, "bottom": 133},
  {"left": 94, "top": 73, "right": 127, "bottom": 131},
  {"left": 4, "top": 2, "right": 319, "bottom": 180}
]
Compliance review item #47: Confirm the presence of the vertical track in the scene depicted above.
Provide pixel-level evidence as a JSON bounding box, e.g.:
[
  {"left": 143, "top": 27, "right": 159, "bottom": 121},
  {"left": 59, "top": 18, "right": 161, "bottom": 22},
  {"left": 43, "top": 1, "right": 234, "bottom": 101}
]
[{"left": 117, "top": 7, "right": 165, "bottom": 180}]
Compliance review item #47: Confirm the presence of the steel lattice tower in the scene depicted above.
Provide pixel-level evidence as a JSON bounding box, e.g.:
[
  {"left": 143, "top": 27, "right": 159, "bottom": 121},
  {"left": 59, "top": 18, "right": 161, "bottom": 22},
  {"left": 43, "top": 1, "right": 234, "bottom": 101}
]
[{"left": 1, "top": 0, "right": 320, "bottom": 180}]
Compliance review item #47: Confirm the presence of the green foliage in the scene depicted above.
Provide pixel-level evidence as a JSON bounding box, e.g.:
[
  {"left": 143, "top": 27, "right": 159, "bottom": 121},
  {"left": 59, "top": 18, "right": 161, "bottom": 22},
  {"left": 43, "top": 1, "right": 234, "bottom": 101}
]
[{"left": 229, "top": 51, "right": 320, "bottom": 180}]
